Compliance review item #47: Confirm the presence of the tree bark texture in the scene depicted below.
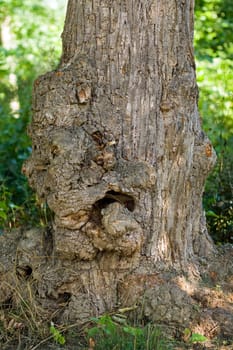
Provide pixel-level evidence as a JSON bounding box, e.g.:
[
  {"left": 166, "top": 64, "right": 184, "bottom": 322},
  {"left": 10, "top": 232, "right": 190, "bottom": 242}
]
[{"left": 2, "top": 0, "right": 219, "bottom": 326}]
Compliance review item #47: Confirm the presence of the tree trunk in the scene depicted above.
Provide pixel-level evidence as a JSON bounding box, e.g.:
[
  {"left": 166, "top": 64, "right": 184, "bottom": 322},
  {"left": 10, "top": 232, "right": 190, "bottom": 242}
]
[{"left": 1, "top": 0, "right": 221, "bottom": 328}]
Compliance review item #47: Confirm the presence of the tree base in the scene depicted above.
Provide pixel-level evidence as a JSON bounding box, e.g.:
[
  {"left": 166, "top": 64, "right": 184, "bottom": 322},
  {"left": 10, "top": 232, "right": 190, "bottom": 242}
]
[{"left": 1, "top": 228, "right": 232, "bottom": 345}]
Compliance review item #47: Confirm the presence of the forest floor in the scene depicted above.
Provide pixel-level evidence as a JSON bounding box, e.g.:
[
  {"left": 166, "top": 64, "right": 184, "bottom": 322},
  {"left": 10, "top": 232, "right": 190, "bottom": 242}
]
[
  {"left": 0, "top": 242, "right": 233, "bottom": 350},
  {"left": 1, "top": 276, "right": 232, "bottom": 350}
]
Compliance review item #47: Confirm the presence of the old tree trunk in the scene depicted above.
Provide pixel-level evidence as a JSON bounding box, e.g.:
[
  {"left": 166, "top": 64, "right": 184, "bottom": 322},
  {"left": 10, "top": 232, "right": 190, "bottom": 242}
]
[{"left": 1, "top": 0, "right": 233, "bottom": 340}]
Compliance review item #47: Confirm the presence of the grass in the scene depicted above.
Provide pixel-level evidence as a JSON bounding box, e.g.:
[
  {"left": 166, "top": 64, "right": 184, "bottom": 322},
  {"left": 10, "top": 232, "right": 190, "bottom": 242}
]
[
  {"left": 85, "top": 315, "right": 175, "bottom": 350},
  {"left": 1, "top": 283, "right": 231, "bottom": 350},
  {"left": 0, "top": 292, "right": 176, "bottom": 350}
]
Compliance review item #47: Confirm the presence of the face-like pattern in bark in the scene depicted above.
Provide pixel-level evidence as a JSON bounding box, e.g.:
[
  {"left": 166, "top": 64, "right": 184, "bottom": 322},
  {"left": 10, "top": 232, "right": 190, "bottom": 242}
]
[{"left": 22, "top": 59, "right": 159, "bottom": 262}]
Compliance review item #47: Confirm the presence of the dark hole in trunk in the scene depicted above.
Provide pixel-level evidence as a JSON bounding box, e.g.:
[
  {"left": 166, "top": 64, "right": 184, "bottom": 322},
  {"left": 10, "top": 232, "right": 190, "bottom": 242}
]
[
  {"left": 58, "top": 292, "right": 72, "bottom": 303},
  {"left": 95, "top": 190, "right": 135, "bottom": 212},
  {"left": 16, "top": 265, "right": 33, "bottom": 280},
  {"left": 90, "top": 191, "right": 135, "bottom": 226}
]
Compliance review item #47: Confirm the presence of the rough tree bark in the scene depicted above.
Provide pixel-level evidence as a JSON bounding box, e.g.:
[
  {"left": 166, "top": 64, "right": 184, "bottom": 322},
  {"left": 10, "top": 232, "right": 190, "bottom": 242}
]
[{"left": 3, "top": 0, "right": 233, "bottom": 334}]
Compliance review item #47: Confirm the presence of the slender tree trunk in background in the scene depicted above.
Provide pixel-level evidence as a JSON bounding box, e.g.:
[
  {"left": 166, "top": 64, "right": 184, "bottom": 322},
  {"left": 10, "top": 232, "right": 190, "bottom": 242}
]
[{"left": 3, "top": 0, "right": 227, "bottom": 329}]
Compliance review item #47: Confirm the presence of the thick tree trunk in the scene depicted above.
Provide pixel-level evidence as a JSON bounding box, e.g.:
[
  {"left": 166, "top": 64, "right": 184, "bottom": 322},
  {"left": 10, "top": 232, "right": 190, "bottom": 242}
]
[
  {"left": 28, "top": 0, "right": 216, "bottom": 261},
  {"left": 1, "top": 0, "right": 222, "bottom": 329}
]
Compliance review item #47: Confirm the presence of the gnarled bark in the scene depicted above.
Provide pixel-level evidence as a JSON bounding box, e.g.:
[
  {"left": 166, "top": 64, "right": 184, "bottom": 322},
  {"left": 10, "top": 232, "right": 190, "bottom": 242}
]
[{"left": 2, "top": 0, "right": 227, "bottom": 332}]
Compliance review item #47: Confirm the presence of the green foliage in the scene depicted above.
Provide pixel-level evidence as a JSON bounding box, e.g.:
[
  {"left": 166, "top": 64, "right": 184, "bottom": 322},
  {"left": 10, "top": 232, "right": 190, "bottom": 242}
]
[
  {"left": 50, "top": 322, "right": 66, "bottom": 345},
  {"left": 189, "top": 333, "right": 208, "bottom": 343},
  {"left": 0, "top": 0, "right": 65, "bottom": 230},
  {"left": 204, "top": 139, "right": 233, "bottom": 243},
  {"left": 183, "top": 328, "right": 208, "bottom": 344},
  {"left": 195, "top": 0, "right": 233, "bottom": 243},
  {"left": 0, "top": 182, "right": 26, "bottom": 230},
  {"left": 86, "top": 315, "right": 173, "bottom": 350},
  {"left": 195, "top": 0, "right": 233, "bottom": 60},
  {"left": 197, "top": 58, "right": 233, "bottom": 137}
]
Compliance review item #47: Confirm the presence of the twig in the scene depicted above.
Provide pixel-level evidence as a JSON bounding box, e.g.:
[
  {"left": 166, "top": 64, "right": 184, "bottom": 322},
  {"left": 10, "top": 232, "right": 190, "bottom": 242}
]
[
  {"left": 29, "top": 321, "right": 89, "bottom": 350},
  {"left": 29, "top": 334, "right": 54, "bottom": 350}
]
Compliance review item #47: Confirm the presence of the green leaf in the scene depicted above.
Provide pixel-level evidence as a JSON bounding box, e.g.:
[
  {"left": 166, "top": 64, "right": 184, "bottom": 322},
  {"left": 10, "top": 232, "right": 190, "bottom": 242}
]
[
  {"left": 50, "top": 324, "right": 66, "bottom": 345},
  {"left": 183, "top": 328, "right": 191, "bottom": 337},
  {"left": 123, "top": 326, "right": 144, "bottom": 337},
  {"left": 0, "top": 201, "right": 8, "bottom": 211},
  {"left": 87, "top": 326, "right": 101, "bottom": 338},
  {"left": 189, "top": 333, "right": 208, "bottom": 343},
  {"left": 206, "top": 210, "right": 219, "bottom": 218},
  {"left": 0, "top": 211, "right": 7, "bottom": 220}
]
